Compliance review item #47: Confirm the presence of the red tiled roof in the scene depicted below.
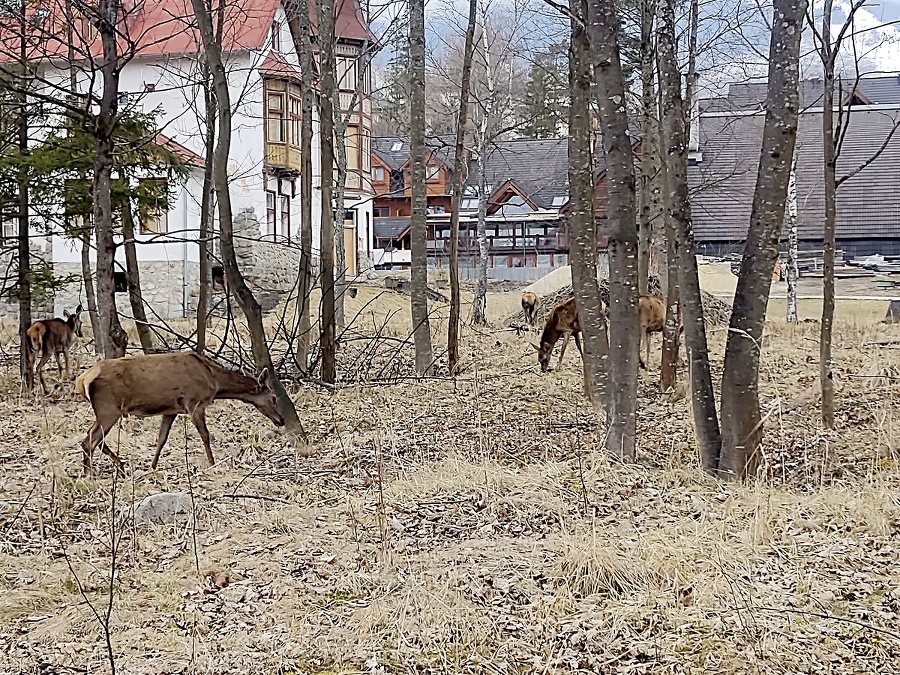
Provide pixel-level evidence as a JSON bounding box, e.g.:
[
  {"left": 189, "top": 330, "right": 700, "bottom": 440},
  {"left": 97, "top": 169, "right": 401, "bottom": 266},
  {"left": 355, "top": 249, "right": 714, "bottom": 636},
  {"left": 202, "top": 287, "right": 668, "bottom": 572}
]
[
  {"left": 0, "top": 0, "right": 370, "bottom": 62},
  {"left": 260, "top": 52, "right": 303, "bottom": 81},
  {"left": 154, "top": 133, "right": 205, "bottom": 168}
]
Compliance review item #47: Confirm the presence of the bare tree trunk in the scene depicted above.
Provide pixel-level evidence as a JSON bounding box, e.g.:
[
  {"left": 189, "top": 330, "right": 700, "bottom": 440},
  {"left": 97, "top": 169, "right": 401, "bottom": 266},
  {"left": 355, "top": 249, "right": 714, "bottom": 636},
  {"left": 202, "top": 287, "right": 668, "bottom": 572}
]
[
  {"left": 17, "top": 84, "right": 32, "bottom": 389},
  {"left": 786, "top": 156, "right": 799, "bottom": 323},
  {"left": 659, "top": 153, "right": 680, "bottom": 392},
  {"left": 637, "top": 0, "right": 657, "bottom": 296},
  {"left": 197, "top": 61, "right": 216, "bottom": 354},
  {"left": 190, "top": 0, "right": 303, "bottom": 430},
  {"left": 448, "top": 0, "right": 477, "bottom": 375},
  {"left": 471, "top": 125, "right": 489, "bottom": 326},
  {"left": 588, "top": 0, "right": 639, "bottom": 459},
  {"left": 820, "top": 0, "right": 836, "bottom": 429},
  {"left": 285, "top": 0, "right": 314, "bottom": 369},
  {"left": 315, "top": 0, "right": 338, "bottom": 383},
  {"left": 658, "top": 0, "right": 720, "bottom": 470},
  {"left": 719, "top": 0, "right": 805, "bottom": 479},
  {"left": 93, "top": 0, "right": 128, "bottom": 359},
  {"left": 660, "top": 0, "right": 696, "bottom": 392},
  {"left": 120, "top": 205, "right": 155, "bottom": 353},
  {"left": 569, "top": 0, "right": 608, "bottom": 412},
  {"left": 409, "top": 0, "right": 434, "bottom": 373},
  {"left": 79, "top": 229, "right": 100, "bottom": 351}
]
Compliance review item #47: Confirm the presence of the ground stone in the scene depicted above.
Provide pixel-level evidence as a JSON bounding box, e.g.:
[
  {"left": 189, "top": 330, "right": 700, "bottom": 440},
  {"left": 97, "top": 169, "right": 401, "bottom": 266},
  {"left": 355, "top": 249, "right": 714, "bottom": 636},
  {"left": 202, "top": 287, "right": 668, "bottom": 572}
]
[{"left": 130, "top": 492, "right": 194, "bottom": 527}]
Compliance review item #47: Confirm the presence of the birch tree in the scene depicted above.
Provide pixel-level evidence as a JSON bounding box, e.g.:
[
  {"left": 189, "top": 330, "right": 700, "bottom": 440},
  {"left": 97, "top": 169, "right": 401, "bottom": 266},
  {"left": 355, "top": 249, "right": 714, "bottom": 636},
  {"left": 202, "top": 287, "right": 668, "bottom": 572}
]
[
  {"left": 718, "top": 0, "right": 806, "bottom": 478},
  {"left": 588, "top": 0, "right": 640, "bottom": 459},
  {"left": 409, "top": 0, "right": 434, "bottom": 372},
  {"left": 785, "top": 156, "right": 798, "bottom": 323}
]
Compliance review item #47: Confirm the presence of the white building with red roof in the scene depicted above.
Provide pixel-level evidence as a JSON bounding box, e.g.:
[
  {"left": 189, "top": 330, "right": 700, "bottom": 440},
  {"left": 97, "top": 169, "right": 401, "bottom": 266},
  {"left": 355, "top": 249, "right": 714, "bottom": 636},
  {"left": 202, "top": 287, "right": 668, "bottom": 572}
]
[{"left": 2, "top": 0, "right": 374, "bottom": 319}]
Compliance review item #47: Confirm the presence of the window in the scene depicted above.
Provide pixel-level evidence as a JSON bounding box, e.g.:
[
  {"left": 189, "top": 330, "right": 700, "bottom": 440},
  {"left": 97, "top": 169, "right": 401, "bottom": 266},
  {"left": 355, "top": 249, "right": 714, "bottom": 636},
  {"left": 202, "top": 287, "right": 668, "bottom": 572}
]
[
  {"left": 271, "top": 20, "right": 281, "bottom": 52},
  {"left": 267, "top": 91, "right": 286, "bottom": 143},
  {"left": 373, "top": 166, "right": 385, "bottom": 182},
  {"left": 139, "top": 178, "right": 168, "bottom": 234},
  {"left": 391, "top": 141, "right": 402, "bottom": 152},
  {"left": 266, "top": 191, "right": 276, "bottom": 239},
  {"left": 426, "top": 164, "right": 439, "bottom": 181},
  {"left": 337, "top": 57, "right": 358, "bottom": 90},
  {"left": 290, "top": 95, "right": 301, "bottom": 145},
  {"left": 461, "top": 198, "right": 479, "bottom": 211},
  {"left": 280, "top": 194, "right": 290, "bottom": 241},
  {"left": 373, "top": 206, "right": 389, "bottom": 217},
  {"left": 362, "top": 129, "right": 371, "bottom": 172},
  {"left": 345, "top": 127, "right": 359, "bottom": 170},
  {"left": 1, "top": 216, "right": 15, "bottom": 241}
]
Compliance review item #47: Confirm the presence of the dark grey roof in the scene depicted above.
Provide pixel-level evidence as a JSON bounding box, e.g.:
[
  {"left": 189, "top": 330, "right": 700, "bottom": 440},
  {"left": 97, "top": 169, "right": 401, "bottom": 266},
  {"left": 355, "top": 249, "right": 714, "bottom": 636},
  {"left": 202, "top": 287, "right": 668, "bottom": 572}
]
[
  {"left": 702, "top": 76, "right": 900, "bottom": 113},
  {"left": 373, "top": 217, "right": 411, "bottom": 240},
  {"left": 471, "top": 138, "right": 573, "bottom": 209},
  {"left": 689, "top": 107, "right": 900, "bottom": 242},
  {"left": 372, "top": 135, "right": 459, "bottom": 172}
]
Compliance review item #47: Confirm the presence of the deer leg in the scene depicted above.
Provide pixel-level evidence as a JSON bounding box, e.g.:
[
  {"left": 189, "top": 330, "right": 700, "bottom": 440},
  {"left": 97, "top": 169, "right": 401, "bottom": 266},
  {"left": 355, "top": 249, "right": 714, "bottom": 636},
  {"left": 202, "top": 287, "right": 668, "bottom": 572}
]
[
  {"left": 81, "top": 411, "right": 123, "bottom": 477},
  {"left": 558, "top": 333, "right": 570, "bottom": 369},
  {"left": 151, "top": 414, "right": 178, "bottom": 470},
  {"left": 63, "top": 349, "right": 70, "bottom": 379},
  {"left": 36, "top": 351, "right": 51, "bottom": 394},
  {"left": 573, "top": 332, "right": 583, "bottom": 358},
  {"left": 639, "top": 330, "right": 647, "bottom": 370},
  {"left": 54, "top": 351, "right": 63, "bottom": 379},
  {"left": 190, "top": 407, "right": 215, "bottom": 467}
]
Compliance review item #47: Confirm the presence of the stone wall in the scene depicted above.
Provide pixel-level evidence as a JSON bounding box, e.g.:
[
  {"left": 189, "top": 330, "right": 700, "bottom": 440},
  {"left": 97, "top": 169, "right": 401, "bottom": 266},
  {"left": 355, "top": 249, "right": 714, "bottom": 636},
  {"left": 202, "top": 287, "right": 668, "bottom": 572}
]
[
  {"left": 0, "top": 237, "right": 55, "bottom": 322},
  {"left": 53, "top": 261, "right": 202, "bottom": 321},
  {"left": 233, "top": 208, "right": 310, "bottom": 293}
]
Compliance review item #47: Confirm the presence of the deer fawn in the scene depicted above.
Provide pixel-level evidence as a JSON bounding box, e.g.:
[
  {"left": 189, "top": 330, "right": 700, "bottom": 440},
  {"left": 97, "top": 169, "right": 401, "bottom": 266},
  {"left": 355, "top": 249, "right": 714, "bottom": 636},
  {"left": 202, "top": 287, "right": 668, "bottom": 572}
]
[
  {"left": 521, "top": 291, "right": 540, "bottom": 326},
  {"left": 638, "top": 294, "right": 682, "bottom": 370},
  {"left": 27, "top": 304, "right": 83, "bottom": 393},
  {"left": 75, "top": 351, "right": 285, "bottom": 476}
]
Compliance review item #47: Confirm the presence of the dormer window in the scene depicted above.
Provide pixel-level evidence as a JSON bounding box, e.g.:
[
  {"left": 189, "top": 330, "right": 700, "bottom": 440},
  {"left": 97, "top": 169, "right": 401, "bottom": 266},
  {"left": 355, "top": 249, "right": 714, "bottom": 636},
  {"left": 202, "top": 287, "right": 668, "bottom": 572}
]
[{"left": 271, "top": 20, "right": 281, "bottom": 52}]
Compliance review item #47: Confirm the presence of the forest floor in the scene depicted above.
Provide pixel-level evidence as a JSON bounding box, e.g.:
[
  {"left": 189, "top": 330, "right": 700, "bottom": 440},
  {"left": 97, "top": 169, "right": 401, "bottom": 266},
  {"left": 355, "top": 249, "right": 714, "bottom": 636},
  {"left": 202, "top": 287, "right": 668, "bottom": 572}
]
[{"left": 2, "top": 284, "right": 900, "bottom": 674}]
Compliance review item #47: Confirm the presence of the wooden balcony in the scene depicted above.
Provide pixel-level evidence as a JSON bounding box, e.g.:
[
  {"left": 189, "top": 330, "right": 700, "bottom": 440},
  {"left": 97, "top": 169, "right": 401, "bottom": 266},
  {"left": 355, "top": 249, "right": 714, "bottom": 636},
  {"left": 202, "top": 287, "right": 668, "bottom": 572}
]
[{"left": 266, "top": 142, "right": 301, "bottom": 173}]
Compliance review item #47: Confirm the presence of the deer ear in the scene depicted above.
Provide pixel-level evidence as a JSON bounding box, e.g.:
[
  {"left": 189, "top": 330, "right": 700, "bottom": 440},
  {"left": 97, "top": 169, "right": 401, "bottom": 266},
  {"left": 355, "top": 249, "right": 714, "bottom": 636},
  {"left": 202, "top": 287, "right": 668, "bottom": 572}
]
[
  {"left": 75, "top": 304, "right": 83, "bottom": 314},
  {"left": 63, "top": 309, "right": 70, "bottom": 318},
  {"left": 531, "top": 342, "right": 541, "bottom": 351},
  {"left": 258, "top": 367, "right": 272, "bottom": 389}
]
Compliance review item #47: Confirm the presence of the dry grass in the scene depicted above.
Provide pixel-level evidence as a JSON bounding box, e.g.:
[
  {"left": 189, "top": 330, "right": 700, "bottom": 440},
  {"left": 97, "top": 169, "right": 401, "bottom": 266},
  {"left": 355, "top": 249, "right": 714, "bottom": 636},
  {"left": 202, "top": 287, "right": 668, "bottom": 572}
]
[{"left": 2, "top": 301, "right": 900, "bottom": 674}]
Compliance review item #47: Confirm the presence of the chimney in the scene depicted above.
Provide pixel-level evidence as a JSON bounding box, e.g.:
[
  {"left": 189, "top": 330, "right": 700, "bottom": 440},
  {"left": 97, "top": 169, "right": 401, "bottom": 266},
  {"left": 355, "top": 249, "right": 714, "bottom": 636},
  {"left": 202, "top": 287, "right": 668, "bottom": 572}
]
[{"left": 688, "top": 72, "right": 700, "bottom": 153}]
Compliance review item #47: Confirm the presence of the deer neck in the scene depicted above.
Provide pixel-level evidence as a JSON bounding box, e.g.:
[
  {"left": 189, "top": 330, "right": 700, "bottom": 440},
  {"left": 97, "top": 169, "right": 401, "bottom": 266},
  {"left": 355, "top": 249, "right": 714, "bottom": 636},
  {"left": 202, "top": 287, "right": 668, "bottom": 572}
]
[{"left": 214, "top": 369, "right": 259, "bottom": 400}]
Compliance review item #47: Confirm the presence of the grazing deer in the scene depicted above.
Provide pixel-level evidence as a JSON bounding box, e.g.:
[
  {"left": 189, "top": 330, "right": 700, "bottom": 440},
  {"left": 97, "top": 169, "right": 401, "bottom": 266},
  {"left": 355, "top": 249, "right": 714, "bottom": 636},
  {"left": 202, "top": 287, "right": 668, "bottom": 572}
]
[
  {"left": 27, "top": 305, "right": 83, "bottom": 393},
  {"left": 75, "top": 351, "right": 285, "bottom": 476},
  {"left": 534, "top": 297, "right": 584, "bottom": 372},
  {"left": 638, "top": 294, "right": 669, "bottom": 370},
  {"left": 521, "top": 291, "right": 540, "bottom": 326}
]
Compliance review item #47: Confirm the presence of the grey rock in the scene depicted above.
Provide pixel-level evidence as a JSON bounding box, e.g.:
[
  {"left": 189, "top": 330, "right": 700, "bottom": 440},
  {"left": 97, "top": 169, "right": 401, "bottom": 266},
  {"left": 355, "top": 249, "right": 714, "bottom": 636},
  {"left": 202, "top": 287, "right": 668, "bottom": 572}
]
[{"left": 130, "top": 492, "right": 194, "bottom": 527}]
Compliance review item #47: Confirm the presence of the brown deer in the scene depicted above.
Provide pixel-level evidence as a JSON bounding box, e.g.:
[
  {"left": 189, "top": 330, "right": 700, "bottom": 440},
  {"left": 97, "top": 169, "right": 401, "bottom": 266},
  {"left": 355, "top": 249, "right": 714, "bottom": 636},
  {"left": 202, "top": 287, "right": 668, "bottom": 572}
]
[
  {"left": 75, "top": 351, "right": 285, "bottom": 476},
  {"left": 27, "top": 304, "right": 83, "bottom": 393},
  {"left": 521, "top": 291, "right": 540, "bottom": 326},
  {"left": 535, "top": 297, "right": 584, "bottom": 372},
  {"left": 638, "top": 294, "right": 669, "bottom": 370}
]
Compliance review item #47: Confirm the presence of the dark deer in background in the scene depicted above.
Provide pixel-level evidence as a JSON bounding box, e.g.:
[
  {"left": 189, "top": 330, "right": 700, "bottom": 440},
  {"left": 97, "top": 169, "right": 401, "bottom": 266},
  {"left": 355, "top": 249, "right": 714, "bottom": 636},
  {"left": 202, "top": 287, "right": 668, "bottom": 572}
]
[
  {"left": 534, "top": 297, "right": 584, "bottom": 372},
  {"left": 75, "top": 351, "right": 285, "bottom": 476},
  {"left": 521, "top": 291, "right": 540, "bottom": 326},
  {"left": 27, "top": 304, "right": 83, "bottom": 393},
  {"left": 638, "top": 294, "right": 671, "bottom": 370}
]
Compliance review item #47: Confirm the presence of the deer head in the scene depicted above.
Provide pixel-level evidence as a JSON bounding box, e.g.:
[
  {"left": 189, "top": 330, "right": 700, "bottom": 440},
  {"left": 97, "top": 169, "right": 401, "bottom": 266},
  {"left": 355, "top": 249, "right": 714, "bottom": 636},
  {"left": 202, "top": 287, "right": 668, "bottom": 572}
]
[
  {"left": 63, "top": 304, "right": 84, "bottom": 338},
  {"left": 250, "top": 368, "right": 285, "bottom": 427}
]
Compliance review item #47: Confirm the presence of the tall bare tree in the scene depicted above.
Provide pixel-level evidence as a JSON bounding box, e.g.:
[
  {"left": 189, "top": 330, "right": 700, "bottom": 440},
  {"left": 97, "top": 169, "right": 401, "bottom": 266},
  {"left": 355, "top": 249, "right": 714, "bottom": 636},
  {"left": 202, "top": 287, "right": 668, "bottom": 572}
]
[
  {"left": 568, "top": 0, "right": 608, "bottom": 412},
  {"left": 785, "top": 155, "right": 799, "bottom": 324},
  {"left": 657, "top": 0, "right": 720, "bottom": 470},
  {"left": 120, "top": 205, "right": 155, "bottom": 352},
  {"left": 588, "top": 0, "right": 640, "bottom": 458},
  {"left": 448, "top": 0, "right": 478, "bottom": 376},
  {"left": 189, "top": 0, "right": 303, "bottom": 430},
  {"left": 409, "top": 0, "right": 434, "bottom": 373},
  {"left": 316, "top": 0, "right": 338, "bottom": 383},
  {"left": 637, "top": 0, "right": 657, "bottom": 296},
  {"left": 196, "top": 56, "right": 216, "bottom": 354},
  {"left": 719, "top": 0, "right": 806, "bottom": 478},
  {"left": 93, "top": 0, "right": 128, "bottom": 358},
  {"left": 285, "top": 0, "right": 316, "bottom": 370}
]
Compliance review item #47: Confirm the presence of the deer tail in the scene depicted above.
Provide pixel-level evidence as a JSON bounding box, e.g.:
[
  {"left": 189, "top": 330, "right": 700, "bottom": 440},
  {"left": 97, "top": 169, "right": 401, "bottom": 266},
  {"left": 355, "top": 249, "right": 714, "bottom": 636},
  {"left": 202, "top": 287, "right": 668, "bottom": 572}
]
[
  {"left": 75, "top": 368, "right": 99, "bottom": 404},
  {"left": 26, "top": 323, "right": 45, "bottom": 354}
]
